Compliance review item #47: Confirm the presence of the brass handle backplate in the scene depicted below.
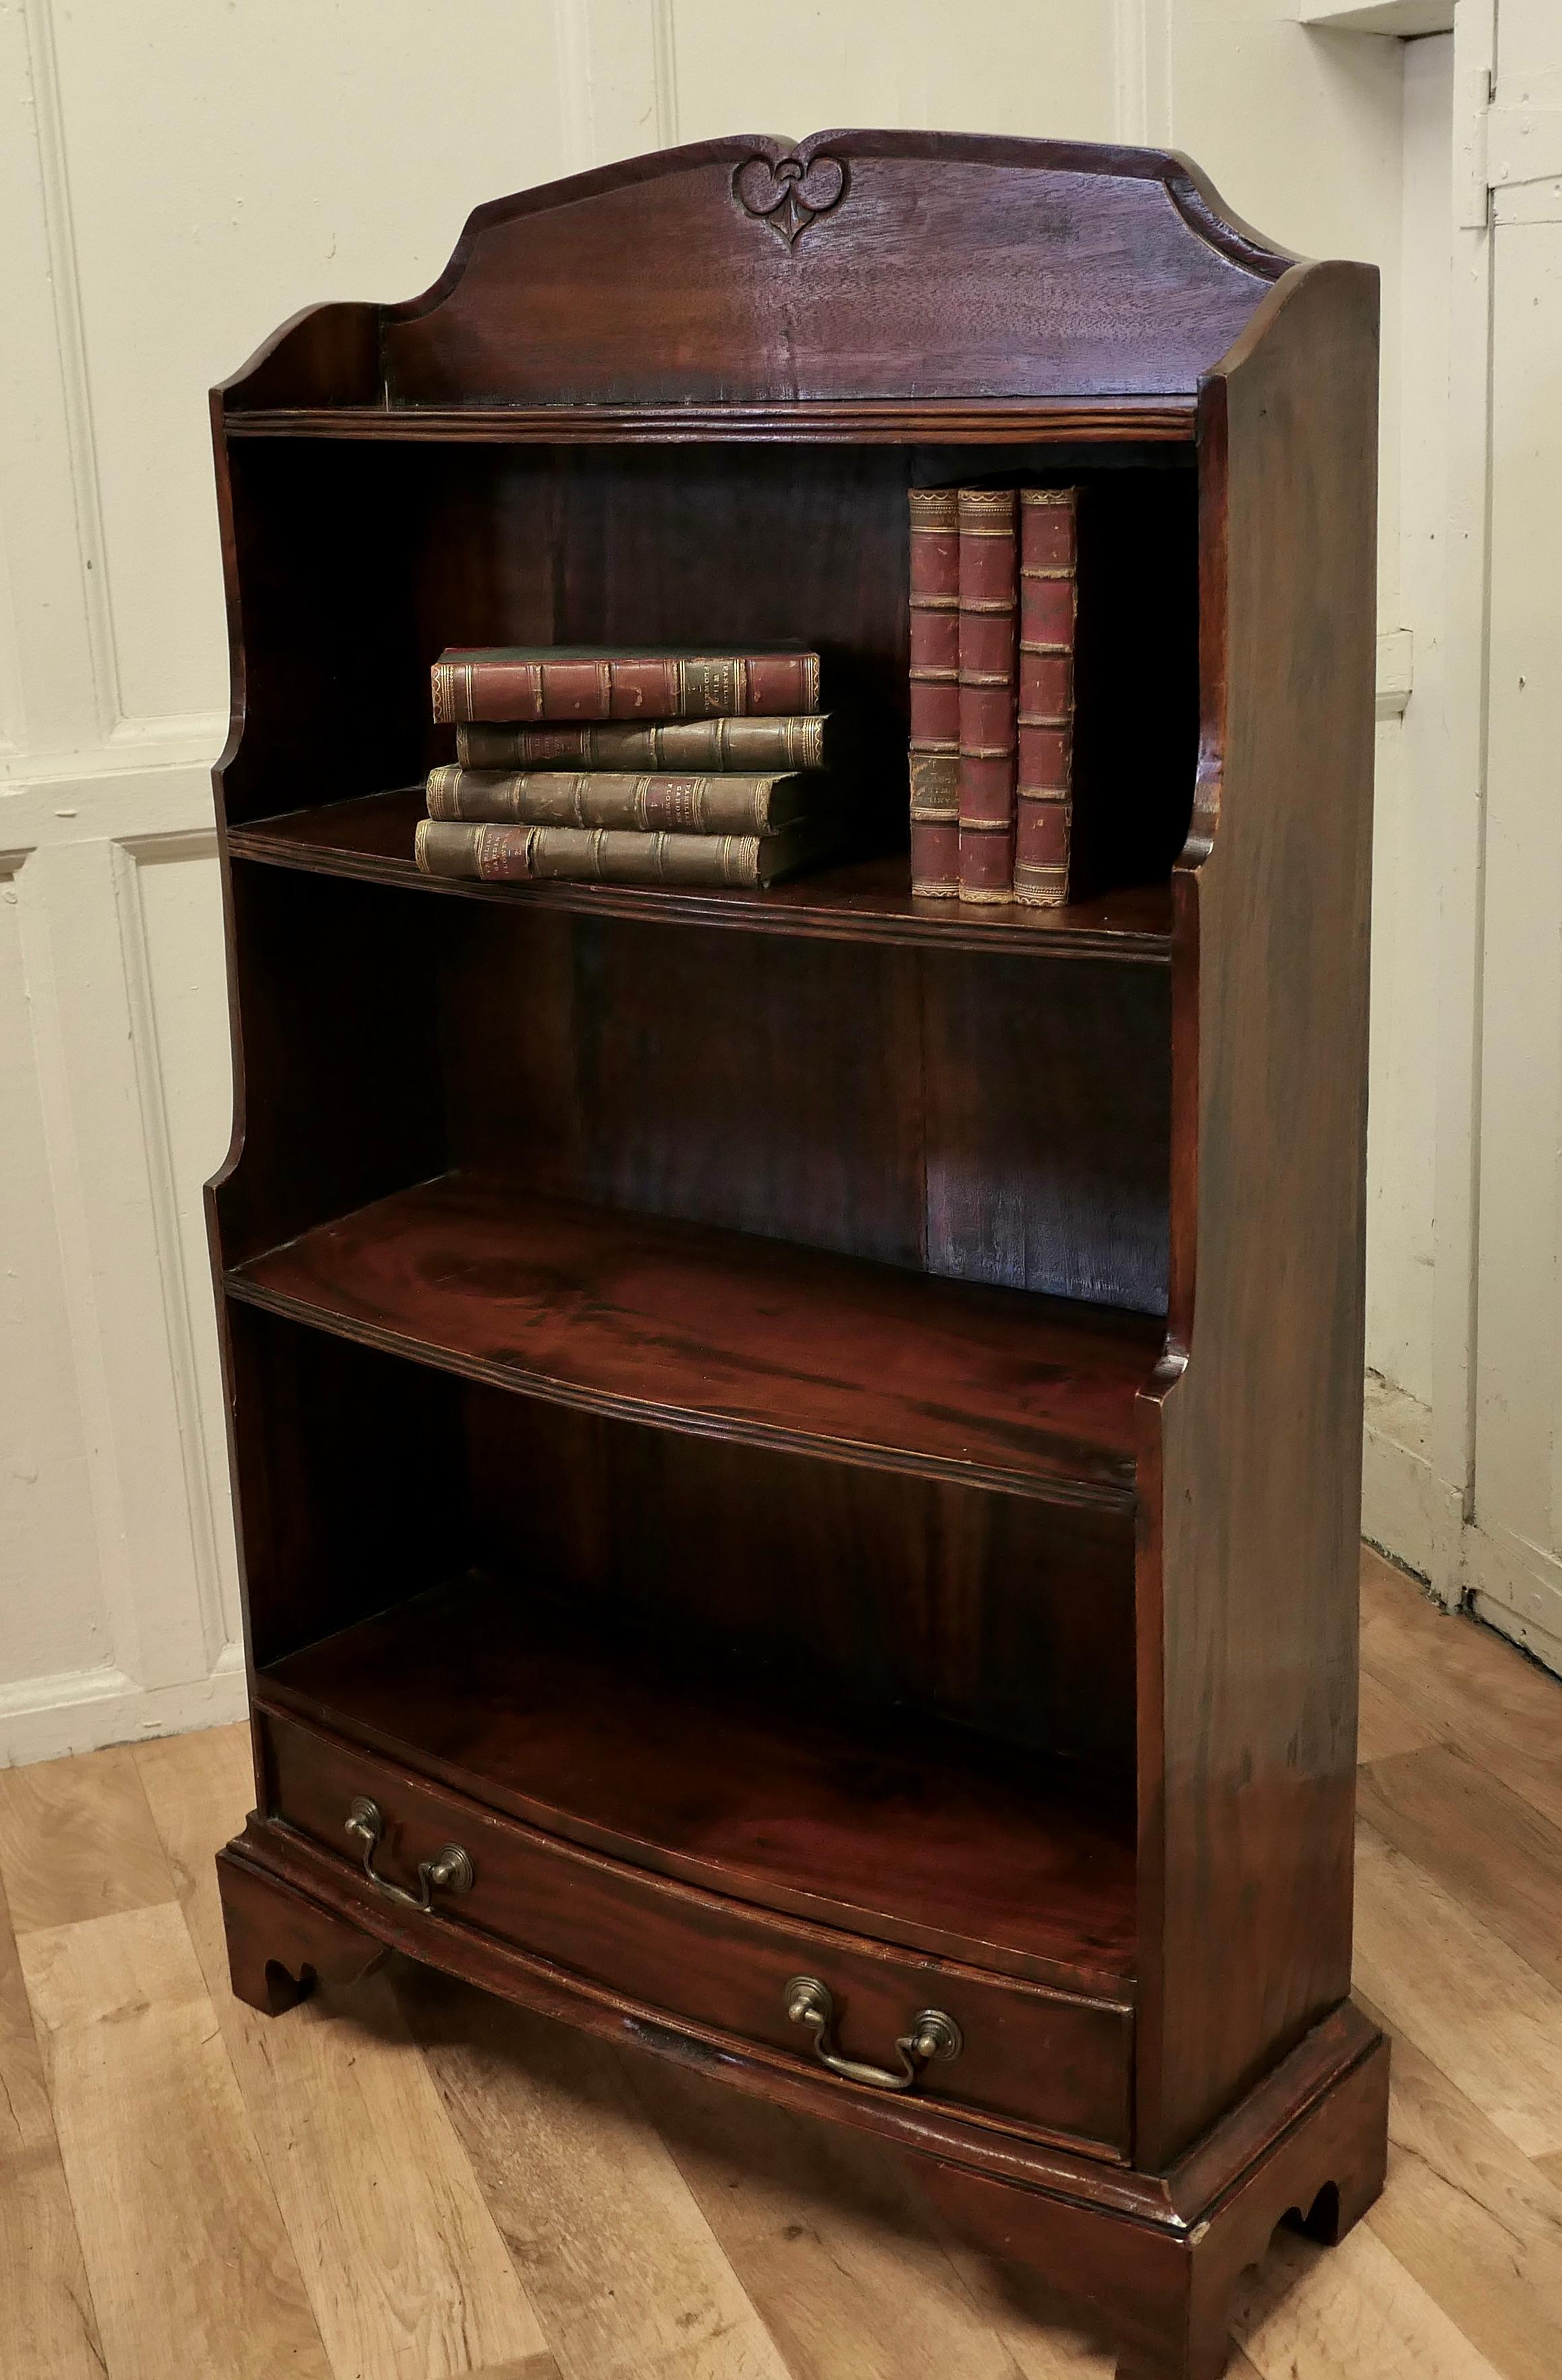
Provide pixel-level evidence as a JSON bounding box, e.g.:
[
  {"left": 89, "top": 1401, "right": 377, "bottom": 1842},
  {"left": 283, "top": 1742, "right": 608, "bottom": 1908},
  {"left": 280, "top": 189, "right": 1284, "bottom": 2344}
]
[
  {"left": 783, "top": 1974, "right": 962, "bottom": 2093},
  {"left": 345, "top": 1797, "right": 474, "bottom": 1913}
]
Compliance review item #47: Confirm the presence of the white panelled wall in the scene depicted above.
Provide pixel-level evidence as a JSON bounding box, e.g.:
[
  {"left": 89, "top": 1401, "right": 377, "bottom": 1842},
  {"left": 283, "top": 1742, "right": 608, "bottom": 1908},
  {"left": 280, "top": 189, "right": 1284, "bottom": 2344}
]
[{"left": 0, "top": 1, "right": 1549, "bottom": 1763}]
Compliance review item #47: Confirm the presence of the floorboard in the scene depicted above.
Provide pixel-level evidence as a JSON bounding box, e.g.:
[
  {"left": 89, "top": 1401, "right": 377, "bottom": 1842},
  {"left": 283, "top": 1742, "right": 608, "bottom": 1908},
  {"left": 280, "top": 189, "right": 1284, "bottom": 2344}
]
[
  {"left": 134, "top": 1725, "right": 553, "bottom": 2380},
  {"left": 1, "top": 1548, "right": 1559, "bottom": 2380},
  {"left": 0, "top": 1865, "right": 106, "bottom": 2380}
]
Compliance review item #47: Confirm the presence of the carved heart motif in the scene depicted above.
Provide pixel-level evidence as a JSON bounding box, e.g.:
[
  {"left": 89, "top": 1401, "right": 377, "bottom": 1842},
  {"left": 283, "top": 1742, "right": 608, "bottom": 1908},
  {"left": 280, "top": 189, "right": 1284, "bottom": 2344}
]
[{"left": 734, "top": 151, "right": 848, "bottom": 247}]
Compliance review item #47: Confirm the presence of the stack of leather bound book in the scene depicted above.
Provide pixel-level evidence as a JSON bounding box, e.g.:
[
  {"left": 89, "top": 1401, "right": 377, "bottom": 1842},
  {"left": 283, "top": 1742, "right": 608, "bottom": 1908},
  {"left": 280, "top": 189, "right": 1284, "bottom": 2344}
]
[{"left": 414, "top": 646, "right": 844, "bottom": 891}]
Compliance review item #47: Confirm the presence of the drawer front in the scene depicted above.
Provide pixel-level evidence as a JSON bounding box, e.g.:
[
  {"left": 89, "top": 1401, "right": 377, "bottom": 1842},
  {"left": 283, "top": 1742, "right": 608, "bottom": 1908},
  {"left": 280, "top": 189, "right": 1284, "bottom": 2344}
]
[{"left": 259, "top": 1708, "right": 1133, "bottom": 2158}]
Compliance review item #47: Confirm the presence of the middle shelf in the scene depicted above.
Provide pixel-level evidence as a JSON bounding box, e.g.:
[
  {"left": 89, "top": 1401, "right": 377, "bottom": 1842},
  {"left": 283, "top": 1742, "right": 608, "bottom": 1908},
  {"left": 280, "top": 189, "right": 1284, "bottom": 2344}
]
[{"left": 226, "top": 1173, "right": 1163, "bottom": 1505}]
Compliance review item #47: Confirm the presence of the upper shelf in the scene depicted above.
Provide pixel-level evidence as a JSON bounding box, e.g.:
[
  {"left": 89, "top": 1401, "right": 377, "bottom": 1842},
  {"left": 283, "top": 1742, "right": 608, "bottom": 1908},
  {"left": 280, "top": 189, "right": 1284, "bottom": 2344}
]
[
  {"left": 226, "top": 790, "right": 1175, "bottom": 963},
  {"left": 221, "top": 397, "right": 1198, "bottom": 445}
]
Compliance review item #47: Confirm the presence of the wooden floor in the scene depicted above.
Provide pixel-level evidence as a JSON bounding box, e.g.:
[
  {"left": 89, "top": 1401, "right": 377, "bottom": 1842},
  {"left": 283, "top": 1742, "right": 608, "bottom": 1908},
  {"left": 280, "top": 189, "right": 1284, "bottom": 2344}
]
[{"left": 3, "top": 1550, "right": 1561, "bottom": 2380}]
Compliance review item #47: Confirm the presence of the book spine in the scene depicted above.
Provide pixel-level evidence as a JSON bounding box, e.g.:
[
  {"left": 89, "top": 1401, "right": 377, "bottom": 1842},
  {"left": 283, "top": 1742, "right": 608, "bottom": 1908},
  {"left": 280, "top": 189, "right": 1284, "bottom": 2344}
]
[
  {"left": 454, "top": 716, "right": 827, "bottom": 771},
  {"left": 957, "top": 489, "right": 1019, "bottom": 904},
  {"left": 426, "top": 765, "right": 803, "bottom": 834},
  {"left": 416, "top": 817, "right": 829, "bottom": 890},
  {"left": 908, "top": 488, "right": 961, "bottom": 898},
  {"left": 1016, "top": 489, "right": 1080, "bottom": 908},
  {"left": 430, "top": 651, "right": 820, "bottom": 724}
]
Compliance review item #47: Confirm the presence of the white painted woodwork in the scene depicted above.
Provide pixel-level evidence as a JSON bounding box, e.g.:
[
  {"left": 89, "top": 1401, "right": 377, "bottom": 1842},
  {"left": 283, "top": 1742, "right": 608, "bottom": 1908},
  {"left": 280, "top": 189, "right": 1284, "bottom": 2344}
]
[
  {"left": 1298, "top": 2, "right": 1453, "bottom": 36},
  {"left": 1466, "top": 0, "right": 1562, "bottom": 1667},
  {"left": 3, "top": 1, "right": 1555, "bottom": 1760}
]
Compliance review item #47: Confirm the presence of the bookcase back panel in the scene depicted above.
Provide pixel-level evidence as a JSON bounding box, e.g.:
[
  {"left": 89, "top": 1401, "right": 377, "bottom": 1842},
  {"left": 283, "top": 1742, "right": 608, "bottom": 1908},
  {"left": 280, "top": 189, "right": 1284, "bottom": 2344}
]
[
  {"left": 442, "top": 905, "right": 924, "bottom": 1269},
  {"left": 216, "top": 865, "right": 1169, "bottom": 1315},
  {"left": 465, "top": 1391, "right": 1137, "bottom": 1780},
  {"left": 922, "top": 953, "right": 1171, "bottom": 1312},
  {"left": 219, "top": 438, "right": 1199, "bottom": 903},
  {"left": 443, "top": 908, "right": 1171, "bottom": 1312}
]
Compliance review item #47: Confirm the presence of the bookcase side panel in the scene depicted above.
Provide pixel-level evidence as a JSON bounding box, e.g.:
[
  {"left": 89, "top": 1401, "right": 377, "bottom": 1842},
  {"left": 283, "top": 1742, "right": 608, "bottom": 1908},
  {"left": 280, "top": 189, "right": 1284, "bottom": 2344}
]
[
  {"left": 1138, "top": 260, "right": 1379, "bottom": 2169},
  {"left": 216, "top": 441, "right": 434, "bottom": 827},
  {"left": 224, "top": 1305, "right": 468, "bottom": 1670},
  {"left": 211, "top": 867, "right": 447, "bottom": 1269}
]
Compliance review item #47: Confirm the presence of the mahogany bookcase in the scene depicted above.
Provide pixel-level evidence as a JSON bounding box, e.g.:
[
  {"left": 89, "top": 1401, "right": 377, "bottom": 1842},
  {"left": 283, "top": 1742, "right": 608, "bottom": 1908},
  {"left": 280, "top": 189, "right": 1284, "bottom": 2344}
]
[{"left": 208, "top": 133, "right": 1387, "bottom": 2380}]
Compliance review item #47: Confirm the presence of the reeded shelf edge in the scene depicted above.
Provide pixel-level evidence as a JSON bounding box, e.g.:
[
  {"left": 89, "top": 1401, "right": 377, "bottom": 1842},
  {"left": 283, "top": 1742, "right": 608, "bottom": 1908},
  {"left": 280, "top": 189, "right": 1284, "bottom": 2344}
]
[
  {"left": 224, "top": 790, "right": 1176, "bottom": 963},
  {"left": 226, "top": 1275, "right": 1140, "bottom": 1512},
  {"left": 221, "top": 395, "right": 1200, "bottom": 445}
]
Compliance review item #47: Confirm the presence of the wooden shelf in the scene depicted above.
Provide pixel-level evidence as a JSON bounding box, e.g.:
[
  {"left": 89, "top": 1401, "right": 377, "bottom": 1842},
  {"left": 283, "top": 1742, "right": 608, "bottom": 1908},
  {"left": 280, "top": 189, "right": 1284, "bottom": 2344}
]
[
  {"left": 225, "top": 1173, "right": 1163, "bottom": 1506},
  {"left": 222, "top": 395, "right": 1198, "bottom": 445},
  {"left": 257, "top": 1570, "right": 1139, "bottom": 1992},
  {"left": 226, "top": 790, "right": 1176, "bottom": 964}
]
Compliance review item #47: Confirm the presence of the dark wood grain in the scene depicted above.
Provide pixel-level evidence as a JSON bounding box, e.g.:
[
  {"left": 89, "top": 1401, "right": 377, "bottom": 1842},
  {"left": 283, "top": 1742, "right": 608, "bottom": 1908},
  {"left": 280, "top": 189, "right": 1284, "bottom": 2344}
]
[
  {"left": 435, "top": 904, "right": 1169, "bottom": 1307},
  {"left": 226, "top": 1173, "right": 1162, "bottom": 1505},
  {"left": 257, "top": 1573, "right": 1138, "bottom": 1993},
  {"left": 215, "top": 860, "right": 446, "bottom": 1268},
  {"left": 441, "top": 907, "right": 928, "bottom": 1273},
  {"left": 259, "top": 1701, "right": 1136, "bottom": 2157},
  {"left": 1134, "top": 258, "right": 1380, "bottom": 2167},
  {"left": 460, "top": 1394, "right": 1138, "bottom": 1781},
  {"left": 228, "top": 791, "right": 1175, "bottom": 959},
  {"left": 223, "top": 1302, "right": 464, "bottom": 1669},
  {"left": 206, "top": 130, "right": 1385, "bottom": 2380},
  {"left": 217, "top": 1837, "right": 386, "bottom": 2014},
  {"left": 922, "top": 2024, "right": 1388, "bottom": 2380},
  {"left": 218, "top": 134, "right": 1285, "bottom": 416},
  {"left": 222, "top": 396, "right": 1200, "bottom": 443}
]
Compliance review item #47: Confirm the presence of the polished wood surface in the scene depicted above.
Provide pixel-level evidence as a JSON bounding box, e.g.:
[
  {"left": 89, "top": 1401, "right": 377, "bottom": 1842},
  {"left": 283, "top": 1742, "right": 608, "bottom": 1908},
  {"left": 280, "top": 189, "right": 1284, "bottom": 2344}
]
[
  {"left": 257, "top": 1571, "right": 1138, "bottom": 1987},
  {"left": 1138, "top": 258, "right": 1380, "bottom": 2168},
  {"left": 223, "top": 135, "right": 1285, "bottom": 417},
  {"left": 202, "top": 134, "right": 1385, "bottom": 2379},
  {"left": 227, "top": 1173, "right": 1163, "bottom": 1503},
  {"left": 225, "top": 1312, "right": 1140, "bottom": 1764},
  {"left": 228, "top": 787, "right": 1177, "bottom": 959},
  {"left": 255, "top": 1703, "right": 1136, "bottom": 2156},
  {"left": 8, "top": 1557, "right": 1551, "bottom": 2380},
  {"left": 223, "top": 394, "right": 1201, "bottom": 443}
]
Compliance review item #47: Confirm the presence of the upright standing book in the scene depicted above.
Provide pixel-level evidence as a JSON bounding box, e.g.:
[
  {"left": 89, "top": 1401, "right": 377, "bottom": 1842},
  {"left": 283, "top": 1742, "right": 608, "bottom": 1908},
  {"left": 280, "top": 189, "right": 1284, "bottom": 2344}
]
[
  {"left": 1015, "top": 489, "right": 1080, "bottom": 907},
  {"left": 956, "top": 490, "right": 1020, "bottom": 904},
  {"left": 908, "top": 489, "right": 961, "bottom": 897}
]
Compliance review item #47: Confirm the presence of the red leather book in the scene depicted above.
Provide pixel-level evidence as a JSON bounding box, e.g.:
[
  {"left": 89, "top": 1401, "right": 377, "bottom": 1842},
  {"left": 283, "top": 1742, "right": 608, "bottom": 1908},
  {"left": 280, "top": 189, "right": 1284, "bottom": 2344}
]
[
  {"left": 1016, "top": 490, "right": 1080, "bottom": 907},
  {"left": 908, "top": 489, "right": 960, "bottom": 897},
  {"left": 430, "top": 647, "right": 820, "bottom": 725},
  {"left": 957, "top": 489, "right": 1019, "bottom": 904},
  {"left": 455, "top": 715, "right": 828, "bottom": 771}
]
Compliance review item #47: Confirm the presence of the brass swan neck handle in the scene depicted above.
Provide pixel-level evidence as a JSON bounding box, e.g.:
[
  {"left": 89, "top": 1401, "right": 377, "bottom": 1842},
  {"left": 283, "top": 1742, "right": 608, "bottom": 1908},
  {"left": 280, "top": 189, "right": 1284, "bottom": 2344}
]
[
  {"left": 784, "top": 1974, "right": 962, "bottom": 2093},
  {"left": 345, "top": 1797, "right": 474, "bottom": 1913}
]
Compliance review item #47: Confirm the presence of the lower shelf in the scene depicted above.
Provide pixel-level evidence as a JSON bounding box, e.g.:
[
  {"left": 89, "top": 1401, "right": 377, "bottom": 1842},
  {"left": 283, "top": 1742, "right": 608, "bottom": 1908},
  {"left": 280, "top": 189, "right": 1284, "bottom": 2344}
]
[{"left": 256, "top": 1571, "right": 1137, "bottom": 1997}]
